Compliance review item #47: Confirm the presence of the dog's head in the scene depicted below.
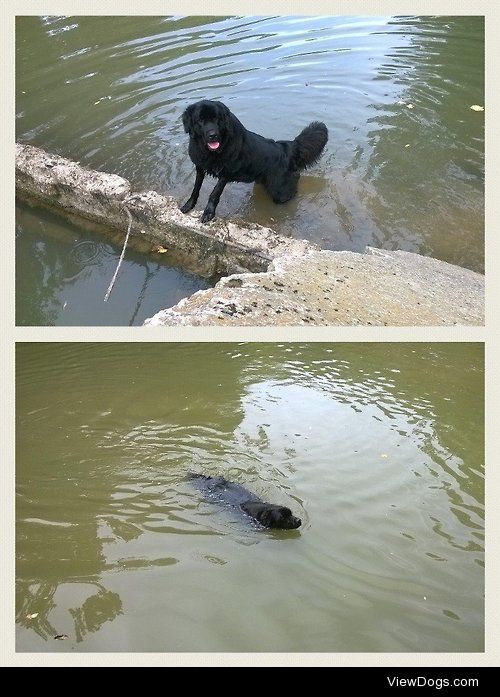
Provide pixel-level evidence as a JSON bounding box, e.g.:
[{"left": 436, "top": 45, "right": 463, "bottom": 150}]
[
  {"left": 182, "top": 100, "right": 234, "bottom": 153},
  {"left": 241, "top": 501, "right": 302, "bottom": 530}
]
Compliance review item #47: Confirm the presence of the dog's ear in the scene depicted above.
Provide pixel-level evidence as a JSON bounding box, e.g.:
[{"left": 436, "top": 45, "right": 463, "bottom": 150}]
[
  {"left": 182, "top": 104, "right": 195, "bottom": 134},
  {"left": 258, "top": 509, "right": 272, "bottom": 527},
  {"left": 217, "top": 102, "right": 234, "bottom": 135}
]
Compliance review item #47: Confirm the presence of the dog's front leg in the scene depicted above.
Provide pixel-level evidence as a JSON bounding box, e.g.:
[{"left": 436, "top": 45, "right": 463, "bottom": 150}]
[
  {"left": 201, "top": 177, "right": 228, "bottom": 223},
  {"left": 180, "top": 166, "right": 205, "bottom": 213}
]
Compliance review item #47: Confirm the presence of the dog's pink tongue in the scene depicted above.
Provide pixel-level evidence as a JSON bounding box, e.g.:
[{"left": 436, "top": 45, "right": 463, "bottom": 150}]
[{"left": 208, "top": 142, "right": 220, "bottom": 150}]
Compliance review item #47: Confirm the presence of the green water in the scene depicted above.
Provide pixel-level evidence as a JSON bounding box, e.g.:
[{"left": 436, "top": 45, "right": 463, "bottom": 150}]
[
  {"left": 16, "top": 343, "right": 484, "bottom": 652},
  {"left": 16, "top": 16, "right": 484, "bottom": 325}
]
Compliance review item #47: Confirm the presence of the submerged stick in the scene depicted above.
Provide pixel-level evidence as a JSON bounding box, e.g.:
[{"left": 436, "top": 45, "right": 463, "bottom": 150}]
[{"left": 104, "top": 206, "right": 133, "bottom": 302}]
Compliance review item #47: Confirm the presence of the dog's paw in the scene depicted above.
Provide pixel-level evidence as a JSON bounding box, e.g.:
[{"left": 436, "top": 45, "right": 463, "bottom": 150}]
[
  {"left": 180, "top": 201, "right": 195, "bottom": 214},
  {"left": 201, "top": 209, "right": 215, "bottom": 223}
]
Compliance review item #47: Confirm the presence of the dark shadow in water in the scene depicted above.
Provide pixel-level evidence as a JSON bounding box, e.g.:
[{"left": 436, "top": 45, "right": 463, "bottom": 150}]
[
  {"left": 17, "top": 580, "right": 122, "bottom": 643},
  {"left": 15, "top": 200, "right": 211, "bottom": 326},
  {"left": 69, "top": 587, "right": 123, "bottom": 643}
]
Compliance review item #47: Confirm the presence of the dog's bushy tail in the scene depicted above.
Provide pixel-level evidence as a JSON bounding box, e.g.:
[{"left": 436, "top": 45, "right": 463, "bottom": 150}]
[{"left": 292, "top": 121, "right": 328, "bottom": 170}]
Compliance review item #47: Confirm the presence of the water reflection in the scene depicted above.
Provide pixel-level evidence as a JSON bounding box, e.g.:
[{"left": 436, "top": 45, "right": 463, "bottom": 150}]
[
  {"left": 17, "top": 581, "right": 122, "bottom": 643},
  {"left": 16, "top": 201, "right": 210, "bottom": 326}
]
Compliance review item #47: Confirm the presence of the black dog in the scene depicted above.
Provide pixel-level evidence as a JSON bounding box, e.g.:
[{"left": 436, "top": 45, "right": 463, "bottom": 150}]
[
  {"left": 189, "top": 473, "right": 301, "bottom": 530},
  {"left": 180, "top": 100, "right": 328, "bottom": 222}
]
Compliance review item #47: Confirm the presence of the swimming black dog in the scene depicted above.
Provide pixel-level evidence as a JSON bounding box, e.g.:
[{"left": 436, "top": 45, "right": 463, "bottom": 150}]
[
  {"left": 180, "top": 100, "right": 328, "bottom": 222},
  {"left": 189, "top": 473, "right": 301, "bottom": 529}
]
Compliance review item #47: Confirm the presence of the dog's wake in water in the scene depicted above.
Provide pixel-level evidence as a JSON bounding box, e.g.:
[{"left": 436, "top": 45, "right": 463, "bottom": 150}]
[{"left": 188, "top": 473, "right": 302, "bottom": 530}]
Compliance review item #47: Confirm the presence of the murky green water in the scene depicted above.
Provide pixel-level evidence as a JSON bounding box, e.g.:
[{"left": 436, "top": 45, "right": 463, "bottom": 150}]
[
  {"left": 16, "top": 343, "right": 484, "bottom": 652},
  {"left": 16, "top": 16, "right": 484, "bottom": 325}
]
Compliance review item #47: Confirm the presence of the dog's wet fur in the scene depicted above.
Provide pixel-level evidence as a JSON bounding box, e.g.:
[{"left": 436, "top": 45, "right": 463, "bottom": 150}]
[
  {"left": 180, "top": 100, "right": 328, "bottom": 222},
  {"left": 189, "top": 473, "right": 301, "bottom": 530}
]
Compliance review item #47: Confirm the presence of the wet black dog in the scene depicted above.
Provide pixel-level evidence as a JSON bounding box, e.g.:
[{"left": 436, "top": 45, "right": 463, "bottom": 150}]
[
  {"left": 189, "top": 473, "right": 301, "bottom": 530},
  {"left": 180, "top": 100, "right": 328, "bottom": 222}
]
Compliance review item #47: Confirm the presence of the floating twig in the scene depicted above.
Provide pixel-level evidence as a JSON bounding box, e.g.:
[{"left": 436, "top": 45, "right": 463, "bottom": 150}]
[{"left": 104, "top": 205, "right": 133, "bottom": 302}]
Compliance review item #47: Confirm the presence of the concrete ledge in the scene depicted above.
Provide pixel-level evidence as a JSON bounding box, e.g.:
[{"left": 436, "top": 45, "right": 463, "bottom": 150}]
[
  {"left": 16, "top": 143, "right": 484, "bottom": 326},
  {"left": 145, "top": 248, "right": 484, "bottom": 326},
  {"left": 16, "top": 142, "right": 316, "bottom": 278}
]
